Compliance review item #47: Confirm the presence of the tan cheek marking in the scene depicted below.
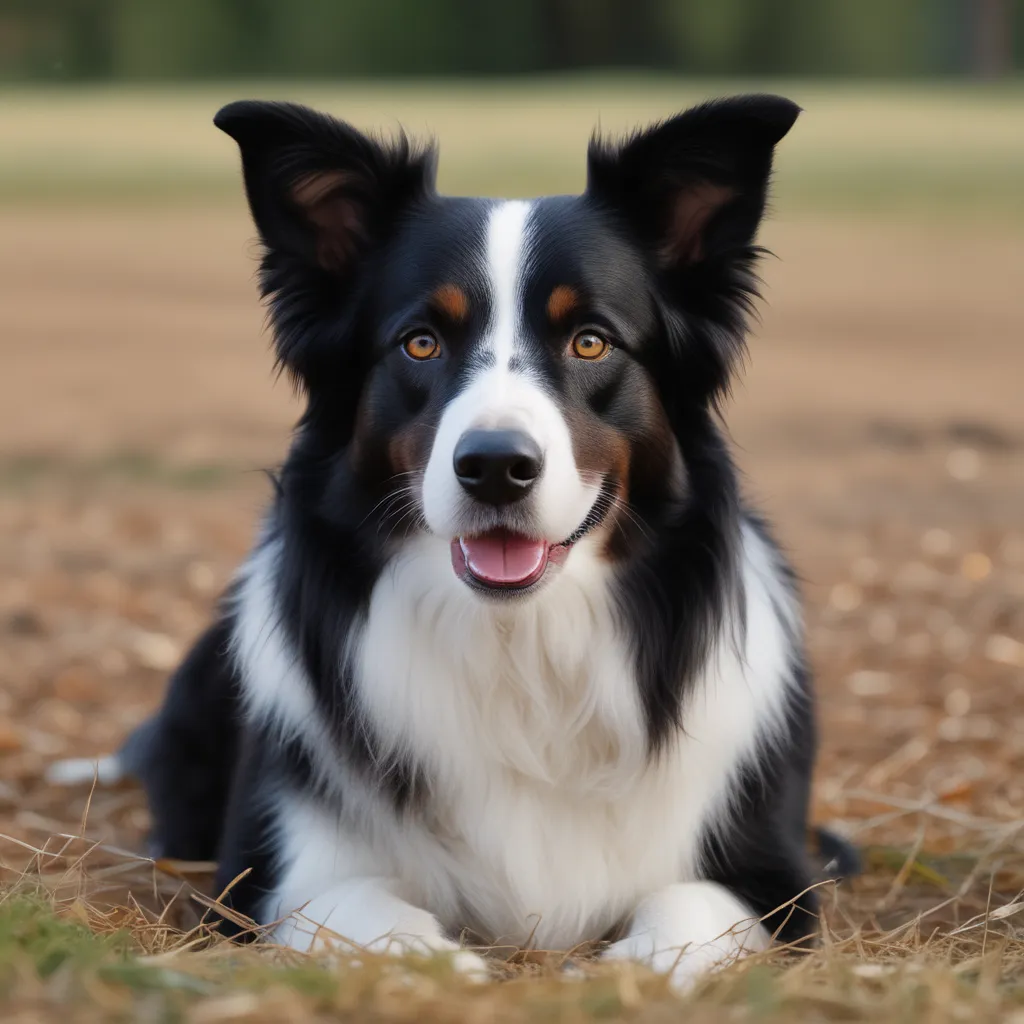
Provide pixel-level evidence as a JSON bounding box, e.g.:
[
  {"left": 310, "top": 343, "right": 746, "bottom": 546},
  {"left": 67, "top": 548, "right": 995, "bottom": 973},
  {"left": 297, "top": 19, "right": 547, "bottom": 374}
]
[
  {"left": 565, "top": 408, "right": 629, "bottom": 480},
  {"left": 595, "top": 436, "right": 634, "bottom": 563},
  {"left": 546, "top": 285, "right": 579, "bottom": 323},
  {"left": 564, "top": 409, "right": 632, "bottom": 552},
  {"left": 430, "top": 284, "right": 469, "bottom": 323},
  {"left": 388, "top": 428, "right": 429, "bottom": 477}
]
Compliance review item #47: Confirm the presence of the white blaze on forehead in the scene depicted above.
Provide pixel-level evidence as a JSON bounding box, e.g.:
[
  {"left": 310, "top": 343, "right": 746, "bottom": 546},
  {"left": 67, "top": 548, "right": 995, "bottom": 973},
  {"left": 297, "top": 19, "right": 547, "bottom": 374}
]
[
  {"left": 420, "top": 197, "right": 598, "bottom": 544},
  {"left": 484, "top": 200, "right": 533, "bottom": 368}
]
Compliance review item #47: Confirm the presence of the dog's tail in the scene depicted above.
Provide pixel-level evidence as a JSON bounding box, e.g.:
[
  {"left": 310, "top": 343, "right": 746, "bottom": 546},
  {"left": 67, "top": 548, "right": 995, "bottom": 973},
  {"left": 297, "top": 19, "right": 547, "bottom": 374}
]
[
  {"left": 814, "top": 826, "right": 861, "bottom": 880},
  {"left": 44, "top": 715, "right": 158, "bottom": 789}
]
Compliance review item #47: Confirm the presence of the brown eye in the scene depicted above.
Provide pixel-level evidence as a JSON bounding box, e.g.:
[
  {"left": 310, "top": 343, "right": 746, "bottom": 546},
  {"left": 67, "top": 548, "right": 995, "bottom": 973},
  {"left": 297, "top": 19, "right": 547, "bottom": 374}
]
[
  {"left": 570, "top": 331, "right": 611, "bottom": 361},
  {"left": 403, "top": 332, "right": 441, "bottom": 361}
]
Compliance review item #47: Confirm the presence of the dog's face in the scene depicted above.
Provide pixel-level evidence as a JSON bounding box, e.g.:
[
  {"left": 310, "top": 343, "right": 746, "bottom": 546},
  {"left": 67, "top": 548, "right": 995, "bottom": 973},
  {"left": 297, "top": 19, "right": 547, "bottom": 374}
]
[
  {"left": 217, "top": 97, "right": 798, "bottom": 597},
  {"left": 357, "top": 194, "right": 671, "bottom": 596}
]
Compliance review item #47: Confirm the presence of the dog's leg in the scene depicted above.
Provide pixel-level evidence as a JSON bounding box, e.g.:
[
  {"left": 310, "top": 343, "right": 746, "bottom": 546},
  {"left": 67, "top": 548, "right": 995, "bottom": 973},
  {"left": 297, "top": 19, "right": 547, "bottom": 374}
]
[
  {"left": 603, "top": 881, "right": 769, "bottom": 990},
  {"left": 268, "top": 877, "right": 489, "bottom": 979}
]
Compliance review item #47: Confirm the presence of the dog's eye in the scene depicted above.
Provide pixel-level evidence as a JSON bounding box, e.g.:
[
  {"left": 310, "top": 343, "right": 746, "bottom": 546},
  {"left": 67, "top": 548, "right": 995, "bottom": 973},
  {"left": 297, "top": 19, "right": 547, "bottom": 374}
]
[
  {"left": 403, "top": 333, "right": 441, "bottom": 361},
  {"left": 570, "top": 332, "right": 611, "bottom": 361}
]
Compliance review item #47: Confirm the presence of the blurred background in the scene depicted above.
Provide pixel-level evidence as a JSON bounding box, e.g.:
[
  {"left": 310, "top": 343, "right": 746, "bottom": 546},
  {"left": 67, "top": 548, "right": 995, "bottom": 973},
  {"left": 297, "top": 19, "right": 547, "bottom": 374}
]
[
  {"left": 1, "top": 1, "right": 1023, "bottom": 922},
  {"left": 3, "top": 0, "right": 1023, "bottom": 80}
]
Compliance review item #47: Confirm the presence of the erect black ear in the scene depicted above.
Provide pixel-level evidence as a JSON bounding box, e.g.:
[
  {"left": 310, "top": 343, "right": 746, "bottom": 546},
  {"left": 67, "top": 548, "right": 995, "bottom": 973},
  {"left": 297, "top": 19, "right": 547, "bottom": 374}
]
[
  {"left": 214, "top": 100, "right": 436, "bottom": 274},
  {"left": 586, "top": 95, "right": 799, "bottom": 268}
]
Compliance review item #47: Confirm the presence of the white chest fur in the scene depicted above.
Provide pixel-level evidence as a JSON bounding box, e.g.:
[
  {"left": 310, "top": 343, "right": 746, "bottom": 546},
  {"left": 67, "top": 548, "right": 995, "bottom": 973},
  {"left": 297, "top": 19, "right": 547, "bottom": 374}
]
[
  {"left": 349, "top": 527, "right": 795, "bottom": 948},
  {"left": 234, "top": 525, "right": 798, "bottom": 951}
]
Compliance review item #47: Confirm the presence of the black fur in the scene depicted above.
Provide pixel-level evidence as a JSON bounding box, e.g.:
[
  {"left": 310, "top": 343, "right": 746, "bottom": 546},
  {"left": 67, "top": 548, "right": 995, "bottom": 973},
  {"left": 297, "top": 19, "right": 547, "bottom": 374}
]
[
  {"left": 98, "top": 95, "right": 856, "bottom": 955},
  {"left": 120, "top": 615, "right": 241, "bottom": 861}
]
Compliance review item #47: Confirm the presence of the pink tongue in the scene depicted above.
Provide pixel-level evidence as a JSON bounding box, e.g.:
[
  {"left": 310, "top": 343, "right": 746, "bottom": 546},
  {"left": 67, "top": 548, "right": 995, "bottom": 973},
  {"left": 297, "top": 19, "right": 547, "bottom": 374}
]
[{"left": 457, "top": 531, "right": 548, "bottom": 584}]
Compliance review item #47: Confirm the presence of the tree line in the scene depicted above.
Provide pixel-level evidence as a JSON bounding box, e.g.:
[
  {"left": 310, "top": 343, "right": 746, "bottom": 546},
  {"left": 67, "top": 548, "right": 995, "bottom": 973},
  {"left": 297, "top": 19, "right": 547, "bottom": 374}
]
[{"left": 1, "top": 0, "right": 1020, "bottom": 81}]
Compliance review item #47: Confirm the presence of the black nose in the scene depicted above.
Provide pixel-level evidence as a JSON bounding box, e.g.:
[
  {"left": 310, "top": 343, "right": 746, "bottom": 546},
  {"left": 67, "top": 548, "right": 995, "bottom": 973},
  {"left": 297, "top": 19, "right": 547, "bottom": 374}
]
[{"left": 453, "top": 429, "right": 543, "bottom": 506}]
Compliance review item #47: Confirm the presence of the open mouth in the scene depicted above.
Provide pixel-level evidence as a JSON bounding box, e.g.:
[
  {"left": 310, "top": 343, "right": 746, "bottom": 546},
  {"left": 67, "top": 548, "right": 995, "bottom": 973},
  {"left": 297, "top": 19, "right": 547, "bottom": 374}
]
[
  {"left": 449, "top": 483, "right": 616, "bottom": 594},
  {"left": 450, "top": 530, "right": 569, "bottom": 593}
]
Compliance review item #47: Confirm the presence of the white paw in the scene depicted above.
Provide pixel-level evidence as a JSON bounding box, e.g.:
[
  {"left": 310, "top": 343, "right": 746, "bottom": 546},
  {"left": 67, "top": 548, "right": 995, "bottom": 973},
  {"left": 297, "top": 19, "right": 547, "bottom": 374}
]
[
  {"left": 601, "top": 882, "right": 770, "bottom": 993},
  {"left": 364, "top": 934, "right": 491, "bottom": 982},
  {"left": 603, "top": 934, "right": 731, "bottom": 993},
  {"left": 412, "top": 935, "right": 491, "bottom": 982},
  {"left": 448, "top": 948, "right": 492, "bottom": 982},
  {"left": 270, "top": 880, "right": 491, "bottom": 982}
]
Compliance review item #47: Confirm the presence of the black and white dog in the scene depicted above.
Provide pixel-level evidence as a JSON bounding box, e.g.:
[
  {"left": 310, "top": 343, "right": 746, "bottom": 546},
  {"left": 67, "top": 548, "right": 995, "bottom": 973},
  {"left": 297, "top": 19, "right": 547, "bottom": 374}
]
[{"left": 52, "top": 95, "right": 854, "bottom": 985}]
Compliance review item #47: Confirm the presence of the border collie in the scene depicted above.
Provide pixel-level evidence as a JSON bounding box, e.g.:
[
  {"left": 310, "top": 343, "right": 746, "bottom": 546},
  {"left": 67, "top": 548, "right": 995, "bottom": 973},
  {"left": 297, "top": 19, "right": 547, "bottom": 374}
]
[{"left": 50, "top": 94, "right": 855, "bottom": 986}]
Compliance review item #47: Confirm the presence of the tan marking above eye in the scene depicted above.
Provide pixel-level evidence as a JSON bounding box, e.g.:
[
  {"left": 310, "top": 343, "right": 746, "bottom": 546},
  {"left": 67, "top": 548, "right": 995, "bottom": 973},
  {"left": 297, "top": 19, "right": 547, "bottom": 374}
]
[
  {"left": 403, "top": 333, "right": 441, "bottom": 360},
  {"left": 430, "top": 284, "right": 469, "bottom": 322},
  {"left": 570, "top": 331, "right": 611, "bottom": 361},
  {"left": 546, "top": 285, "right": 579, "bottom": 322}
]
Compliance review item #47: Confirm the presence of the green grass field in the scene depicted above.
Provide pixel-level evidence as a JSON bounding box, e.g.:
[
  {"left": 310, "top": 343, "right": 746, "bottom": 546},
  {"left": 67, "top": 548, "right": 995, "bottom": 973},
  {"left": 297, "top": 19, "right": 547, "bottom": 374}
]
[{"left": 2, "top": 77, "right": 1023, "bottom": 214}]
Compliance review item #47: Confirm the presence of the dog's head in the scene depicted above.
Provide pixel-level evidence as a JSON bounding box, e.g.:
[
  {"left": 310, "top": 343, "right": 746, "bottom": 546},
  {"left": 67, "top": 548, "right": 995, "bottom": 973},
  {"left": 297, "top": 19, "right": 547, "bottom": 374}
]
[{"left": 217, "top": 96, "right": 798, "bottom": 598}]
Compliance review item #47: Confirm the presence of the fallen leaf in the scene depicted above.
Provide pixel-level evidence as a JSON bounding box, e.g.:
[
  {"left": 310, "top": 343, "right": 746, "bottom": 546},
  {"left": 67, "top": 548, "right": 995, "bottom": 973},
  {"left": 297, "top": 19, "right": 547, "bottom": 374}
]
[
  {"left": 937, "top": 780, "right": 974, "bottom": 803},
  {"left": 0, "top": 719, "right": 23, "bottom": 753}
]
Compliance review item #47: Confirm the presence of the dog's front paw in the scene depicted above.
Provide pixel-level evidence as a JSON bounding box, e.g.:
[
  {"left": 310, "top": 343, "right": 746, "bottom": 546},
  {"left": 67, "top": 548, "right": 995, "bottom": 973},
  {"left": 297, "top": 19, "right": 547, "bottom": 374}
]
[
  {"left": 271, "top": 881, "right": 492, "bottom": 982},
  {"left": 602, "top": 933, "right": 732, "bottom": 992},
  {"left": 409, "top": 936, "right": 491, "bottom": 982},
  {"left": 323, "top": 932, "right": 491, "bottom": 982},
  {"left": 602, "top": 882, "right": 770, "bottom": 992},
  {"left": 310, "top": 931, "right": 491, "bottom": 982}
]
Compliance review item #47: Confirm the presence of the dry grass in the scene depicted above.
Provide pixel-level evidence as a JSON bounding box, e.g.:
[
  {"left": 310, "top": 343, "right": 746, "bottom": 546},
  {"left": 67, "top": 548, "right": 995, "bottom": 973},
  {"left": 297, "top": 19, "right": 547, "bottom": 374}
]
[{"left": 2, "top": 821, "right": 1024, "bottom": 1022}]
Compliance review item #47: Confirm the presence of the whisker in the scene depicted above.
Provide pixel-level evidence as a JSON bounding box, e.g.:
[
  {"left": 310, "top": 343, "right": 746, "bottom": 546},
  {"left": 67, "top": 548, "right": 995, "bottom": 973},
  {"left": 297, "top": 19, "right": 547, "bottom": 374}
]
[
  {"left": 611, "top": 494, "right": 653, "bottom": 541},
  {"left": 380, "top": 500, "right": 426, "bottom": 547},
  {"left": 358, "top": 482, "right": 421, "bottom": 530},
  {"left": 375, "top": 487, "right": 424, "bottom": 539},
  {"left": 378, "top": 499, "right": 418, "bottom": 534}
]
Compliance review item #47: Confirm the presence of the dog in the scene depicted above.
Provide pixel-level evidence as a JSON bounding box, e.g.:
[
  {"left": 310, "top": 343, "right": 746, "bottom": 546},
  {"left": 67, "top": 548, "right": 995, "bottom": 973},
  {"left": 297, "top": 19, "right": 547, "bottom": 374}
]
[{"left": 49, "top": 94, "right": 857, "bottom": 986}]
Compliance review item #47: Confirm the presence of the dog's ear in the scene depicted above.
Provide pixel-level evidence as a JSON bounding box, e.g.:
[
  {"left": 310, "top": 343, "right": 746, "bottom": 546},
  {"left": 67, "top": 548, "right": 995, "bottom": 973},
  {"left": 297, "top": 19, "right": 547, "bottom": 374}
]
[
  {"left": 586, "top": 95, "right": 799, "bottom": 270},
  {"left": 214, "top": 100, "right": 436, "bottom": 275}
]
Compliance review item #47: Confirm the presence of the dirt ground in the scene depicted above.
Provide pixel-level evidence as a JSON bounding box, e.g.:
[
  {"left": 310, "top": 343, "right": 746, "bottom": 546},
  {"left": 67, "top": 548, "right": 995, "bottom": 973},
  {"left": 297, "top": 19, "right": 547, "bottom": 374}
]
[{"left": 1, "top": 202, "right": 1023, "bottom": 946}]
